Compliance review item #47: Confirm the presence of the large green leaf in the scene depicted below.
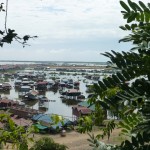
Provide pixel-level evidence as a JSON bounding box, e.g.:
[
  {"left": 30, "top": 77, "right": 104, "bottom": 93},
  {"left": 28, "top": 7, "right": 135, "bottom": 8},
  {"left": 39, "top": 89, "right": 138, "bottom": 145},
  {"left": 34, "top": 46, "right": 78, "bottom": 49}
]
[
  {"left": 120, "top": 1, "right": 130, "bottom": 12},
  {"left": 139, "top": 1, "right": 148, "bottom": 11},
  {"left": 127, "top": 12, "right": 137, "bottom": 23}
]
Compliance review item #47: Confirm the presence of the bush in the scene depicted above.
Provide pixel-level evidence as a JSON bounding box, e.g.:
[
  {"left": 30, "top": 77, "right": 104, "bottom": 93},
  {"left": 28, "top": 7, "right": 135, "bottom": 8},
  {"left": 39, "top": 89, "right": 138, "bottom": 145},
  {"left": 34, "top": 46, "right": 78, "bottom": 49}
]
[{"left": 30, "top": 137, "right": 68, "bottom": 150}]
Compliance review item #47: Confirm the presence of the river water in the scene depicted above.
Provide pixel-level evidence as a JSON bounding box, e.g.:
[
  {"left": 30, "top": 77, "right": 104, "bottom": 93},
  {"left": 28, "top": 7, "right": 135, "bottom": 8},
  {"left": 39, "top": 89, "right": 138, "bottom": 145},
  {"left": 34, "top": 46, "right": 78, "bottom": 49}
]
[{"left": 0, "top": 71, "right": 97, "bottom": 120}]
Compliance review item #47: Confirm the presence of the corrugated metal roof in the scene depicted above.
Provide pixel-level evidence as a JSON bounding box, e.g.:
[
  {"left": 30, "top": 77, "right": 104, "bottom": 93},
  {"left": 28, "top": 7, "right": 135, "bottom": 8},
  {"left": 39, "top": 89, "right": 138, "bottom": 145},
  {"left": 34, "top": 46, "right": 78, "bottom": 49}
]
[
  {"left": 78, "top": 101, "right": 95, "bottom": 111},
  {"left": 32, "top": 114, "right": 53, "bottom": 123},
  {"left": 78, "top": 101, "right": 89, "bottom": 107},
  {"left": 78, "top": 107, "right": 91, "bottom": 115},
  {"left": 68, "top": 89, "right": 79, "bottom": 93}
]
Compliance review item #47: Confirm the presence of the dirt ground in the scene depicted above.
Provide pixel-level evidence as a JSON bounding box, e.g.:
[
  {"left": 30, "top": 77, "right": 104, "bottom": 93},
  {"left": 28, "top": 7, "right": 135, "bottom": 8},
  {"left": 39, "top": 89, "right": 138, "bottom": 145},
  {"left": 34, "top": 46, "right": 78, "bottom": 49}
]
[
  {"left": 3, "top": 128, "right": 125, "bottom": 150},
  {"left": 31, "top": 128, "right": 124, "bottom": 150}
]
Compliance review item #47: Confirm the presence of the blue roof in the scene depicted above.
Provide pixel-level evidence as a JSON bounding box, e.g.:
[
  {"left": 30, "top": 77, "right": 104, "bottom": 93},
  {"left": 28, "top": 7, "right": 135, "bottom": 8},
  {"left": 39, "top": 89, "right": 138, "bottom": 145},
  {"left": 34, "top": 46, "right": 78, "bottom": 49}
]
[
  {"left": 32, "top": 114, "right": 53, "bottom": 123},
  {"left": 51, "top": 122, "right": 62, "bottom": 130},
  {"left": 88, "top": 105, "right": 95, "bottom": 111},
  {"left": 33, "top": 124, "right": 48, "bottom": 130},
  {"left": 63, "top": 119, "right": 73, "bottom": 125},
  {"left": 78, "top": 101, "right": 89, "bottom": 107},
  {"left": 32, "top": 114, "right": 73, "bottom": 130},
  {"left": 78, "top": 101, "right": 95, "bottom": 111}
]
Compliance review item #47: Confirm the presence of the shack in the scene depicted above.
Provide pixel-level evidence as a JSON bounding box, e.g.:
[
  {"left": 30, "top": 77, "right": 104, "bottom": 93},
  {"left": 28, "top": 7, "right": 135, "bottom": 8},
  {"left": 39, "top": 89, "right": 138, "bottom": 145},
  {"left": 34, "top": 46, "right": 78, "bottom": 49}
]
[
  {"left": 36, "top": 81, "right": 48, "bottom": 91},
  {"left": 66, "top": 89, "right": 81, "bottom": 100},
  {"left": 24, "top": 90, "right": 39, "bottom": 100},
  {"left": 14, "top": 80, "right": 22, "bottom": 89},
  {"left": 0, "top": 99, "right": 18, "bottom": 108},
  {"left": 72, "top": 101, "right": 95, "bottom": 120},
  {"left": 11, "top": 115, "right": 33, "bottom": 127},
  {"left": 10, "top": 106, "right": 39, "bottom": 118},
  {"left": 18, "top": 86, "right": 31, "bottom": 97},
  {"left": 2, "top": 82, "right": 11, "bottom": 91}
]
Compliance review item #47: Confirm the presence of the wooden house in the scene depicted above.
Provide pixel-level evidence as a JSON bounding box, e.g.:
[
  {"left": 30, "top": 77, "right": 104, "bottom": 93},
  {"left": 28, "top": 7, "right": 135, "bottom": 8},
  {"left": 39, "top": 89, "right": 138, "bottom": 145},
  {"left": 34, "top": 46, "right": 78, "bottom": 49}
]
[
  {"left": 36, "top": 81, "right": 48, "bottom": 91},
  {"left": 10, "top": 106, "right": 39, "bottom": 118}
]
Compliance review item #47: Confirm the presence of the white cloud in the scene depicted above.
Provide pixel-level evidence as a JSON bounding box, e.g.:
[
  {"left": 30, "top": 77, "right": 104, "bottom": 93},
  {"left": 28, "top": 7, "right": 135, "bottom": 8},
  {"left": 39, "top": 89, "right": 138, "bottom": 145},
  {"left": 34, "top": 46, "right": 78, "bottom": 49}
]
[{"left": 1, "top": 0, "right": 149, "bottom": 61}]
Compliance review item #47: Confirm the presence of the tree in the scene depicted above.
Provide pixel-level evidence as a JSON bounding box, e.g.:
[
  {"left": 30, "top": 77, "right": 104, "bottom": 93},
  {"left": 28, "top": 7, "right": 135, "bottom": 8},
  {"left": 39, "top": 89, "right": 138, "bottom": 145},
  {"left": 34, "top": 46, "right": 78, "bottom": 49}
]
[
  {"left": 30, "top": 137, "right": 68, "bottom": 150},
  {"left": 79, "top": 0, "right": 150, "bottom": 149},
  {"left": 0, "top": 113, "right": 37, "bottom": 150}
]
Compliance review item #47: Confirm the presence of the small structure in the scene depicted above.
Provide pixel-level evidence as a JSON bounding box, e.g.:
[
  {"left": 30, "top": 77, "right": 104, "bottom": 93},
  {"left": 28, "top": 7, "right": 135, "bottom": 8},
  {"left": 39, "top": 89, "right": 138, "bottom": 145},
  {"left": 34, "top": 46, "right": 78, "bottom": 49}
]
[
  {"left": 0, "top": 83, "right": 3, "bottom": 90},
  {"left": 0, "top": 98, "right": 18, "bottom": 108},
  {"left": 18, "top": 86, "right": 31, "bottom": 97},
  {"left": 10, "top": 106, "right": 39, "bottom": 118},
  {"left": 32, "top": 114, "right": 73, "bottom": 133},
  {"left": 72, "top": 106, "right": 91, "bottom": 118},
  {"left": 36, "top": 81, "right": 48, "bottom": 91},
  {"left": 65, "top": 89, "right": 81, "bottom": 100},
  {"left": 72, "top": 101, "right": 95, "bottom": 120},
  {"left": 74, "top": 81, "right": 80, "bottom": 86},
  {"left": 47, "top": 80, "right": 55, "bottom": 89},
  {"left": 11, "top": 115, "right": 33, "bottom": 127},
  {"left": 33, "top": 124, "right": 48, "bottom": 133},
  {"left": 59, "top": 82, "right": 66, "bottom": 88},
  {"left": 2, "top": 82, "right": 11, "bottom": 91},
  {"left": 24, "top": 90, "right": 39, "bottom": 100},
  {"left": 14, "top": 80, "right": 22, "bottom": 89},
  {"left": 32, "top": 114, "right": 53, "bottom": 128},
  {"left": 21, "top": 81, "right": 30, "bottom": 86},
  {"left": 92, "top": 76, "right": 100, "bottom": 81}
]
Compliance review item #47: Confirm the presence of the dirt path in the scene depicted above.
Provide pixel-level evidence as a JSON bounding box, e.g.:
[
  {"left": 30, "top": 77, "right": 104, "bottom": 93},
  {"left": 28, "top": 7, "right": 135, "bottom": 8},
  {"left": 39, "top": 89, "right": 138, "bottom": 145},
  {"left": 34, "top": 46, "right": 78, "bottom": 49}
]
[
  {"left": 33, "top": 128, "right": 123, "bottom": 150},
  {"left": 4, "top": 128, "right": 124, "bottom": 150}
]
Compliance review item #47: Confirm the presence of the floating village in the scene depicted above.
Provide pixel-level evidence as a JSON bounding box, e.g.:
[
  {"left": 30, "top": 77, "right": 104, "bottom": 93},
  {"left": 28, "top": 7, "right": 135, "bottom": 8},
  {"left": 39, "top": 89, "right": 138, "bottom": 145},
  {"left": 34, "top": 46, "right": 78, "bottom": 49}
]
[{"left": 0, "top": 61, "right": 116, "bottom": 134}]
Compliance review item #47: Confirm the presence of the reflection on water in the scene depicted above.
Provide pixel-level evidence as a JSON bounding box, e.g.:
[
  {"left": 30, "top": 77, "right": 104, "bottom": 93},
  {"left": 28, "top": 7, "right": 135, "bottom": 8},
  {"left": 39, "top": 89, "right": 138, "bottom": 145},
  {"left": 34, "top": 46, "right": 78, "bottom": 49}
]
[{"left": 1, "top": 74, "right": 94, "bottom": 119}]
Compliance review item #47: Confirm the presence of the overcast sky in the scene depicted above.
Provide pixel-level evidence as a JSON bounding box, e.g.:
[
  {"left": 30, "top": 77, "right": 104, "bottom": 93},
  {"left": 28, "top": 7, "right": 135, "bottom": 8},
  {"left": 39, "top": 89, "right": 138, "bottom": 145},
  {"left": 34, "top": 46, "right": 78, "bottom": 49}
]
[{"left": 0, "top": 0, "right": 147, "bottom": 62}]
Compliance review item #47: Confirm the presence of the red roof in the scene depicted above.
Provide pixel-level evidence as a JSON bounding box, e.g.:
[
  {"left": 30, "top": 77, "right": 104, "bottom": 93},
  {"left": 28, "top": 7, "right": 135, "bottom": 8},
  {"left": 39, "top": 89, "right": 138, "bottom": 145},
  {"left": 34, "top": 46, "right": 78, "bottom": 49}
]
[
  {"left": 68, "top": 89, "right": 79, "bottom": 93},
  {"left": 11, "top": 117, "right": 32, "bottom": 126},
  {"left": 73, "top": 106, "right": 91, "bottom": 115},
  {"left": 30, "top": 90, "right": 39, "bottom": 95},
  {"left": 77, "top": 107, "right": 91, "bottom": 114},
  {"left": 37, "top": 81, "right": 48, "bottom": 85},
  {"left": 0, "top": 99, "right": 18, "bottom": 104}
]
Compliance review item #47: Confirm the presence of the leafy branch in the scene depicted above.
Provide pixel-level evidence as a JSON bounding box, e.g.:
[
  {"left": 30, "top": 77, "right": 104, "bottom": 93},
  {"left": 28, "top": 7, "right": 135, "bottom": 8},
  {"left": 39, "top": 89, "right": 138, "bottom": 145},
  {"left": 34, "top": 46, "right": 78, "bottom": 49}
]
[{"left": 0, "top": 0, "right": 37, "bottom": 47}]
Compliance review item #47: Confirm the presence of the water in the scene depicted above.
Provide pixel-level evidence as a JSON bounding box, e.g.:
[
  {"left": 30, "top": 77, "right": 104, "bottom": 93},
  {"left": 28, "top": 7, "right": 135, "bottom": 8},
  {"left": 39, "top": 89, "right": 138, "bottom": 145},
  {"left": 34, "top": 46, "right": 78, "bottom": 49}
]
[
  {"left": 0, "top": 61, "right": 107, "bottom": 66},
  {"left": 0, "top": 74, "right": 94, "bottom": 120},
  {"left": 0, "top": 60, "right": 108, "bottom": 120}
]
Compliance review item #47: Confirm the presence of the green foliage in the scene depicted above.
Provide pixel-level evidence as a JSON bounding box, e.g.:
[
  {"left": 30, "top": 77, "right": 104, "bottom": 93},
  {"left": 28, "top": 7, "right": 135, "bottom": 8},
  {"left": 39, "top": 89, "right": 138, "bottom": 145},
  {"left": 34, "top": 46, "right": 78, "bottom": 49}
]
[
  {"left": 77, "top": 116, "right": 93, "bottom": 133},
  {"left": 96, "top": 120, "right": 116, "bottom": 140},
  {"left": 93, "top": 106, "right": 106, "bottom": 126},
  {"left": 120, "top": 132, "right": 150, "bottom": 150},
  {"left": 30, "top": 137, "right": 68, "bottom": 150},
  {"left": 0, "top": 114, "right": 36, "bottom": 150},
  {"left": 87, "top": 133, "right": 120, "bottom": 150},
  {"left": 84, "top": 0, "right": 150, "bottom": 149},
  {"left": 118, "top": 113, "right": 143, "bottom": 136},
  {"left": 119, "top": 0, "right": 150, "bottom": 51}
]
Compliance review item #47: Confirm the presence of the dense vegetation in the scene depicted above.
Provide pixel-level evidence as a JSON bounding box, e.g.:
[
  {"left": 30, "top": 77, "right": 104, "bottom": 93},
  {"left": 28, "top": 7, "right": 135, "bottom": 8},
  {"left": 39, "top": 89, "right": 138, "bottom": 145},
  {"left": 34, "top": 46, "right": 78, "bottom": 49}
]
[
  {"left": 79, "top": 0, "right": 150, "bottom": 149},
  {"left": 30, "top": 137, "right": 68, "bottom": 150}
]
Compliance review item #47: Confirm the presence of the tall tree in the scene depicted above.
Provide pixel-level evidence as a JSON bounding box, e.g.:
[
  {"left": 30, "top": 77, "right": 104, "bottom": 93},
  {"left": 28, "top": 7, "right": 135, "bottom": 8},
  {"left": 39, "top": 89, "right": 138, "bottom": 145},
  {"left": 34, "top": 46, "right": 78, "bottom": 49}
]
[{"left": 80, "top": 0, "right": 150, "bottom": 149}]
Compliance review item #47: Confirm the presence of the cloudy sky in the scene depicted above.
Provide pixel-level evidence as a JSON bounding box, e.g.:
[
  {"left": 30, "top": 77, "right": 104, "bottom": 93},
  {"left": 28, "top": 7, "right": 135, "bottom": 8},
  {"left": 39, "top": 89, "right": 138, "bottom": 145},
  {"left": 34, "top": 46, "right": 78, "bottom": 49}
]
[{"left": 0, "top": 0, "right": 146, "bottom": 62}]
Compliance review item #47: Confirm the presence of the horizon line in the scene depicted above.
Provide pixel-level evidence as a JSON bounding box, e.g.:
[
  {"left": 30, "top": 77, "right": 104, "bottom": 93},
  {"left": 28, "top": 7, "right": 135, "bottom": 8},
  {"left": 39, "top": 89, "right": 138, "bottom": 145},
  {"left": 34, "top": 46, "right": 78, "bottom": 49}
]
[{"left": 0, "top": 60, "right": 107, "bottom": 63}]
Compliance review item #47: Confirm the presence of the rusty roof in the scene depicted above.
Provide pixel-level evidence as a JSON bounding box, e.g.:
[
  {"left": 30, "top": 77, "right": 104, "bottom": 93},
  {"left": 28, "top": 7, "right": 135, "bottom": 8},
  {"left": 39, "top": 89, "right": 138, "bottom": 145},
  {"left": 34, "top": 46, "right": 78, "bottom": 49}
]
[
  {"left": 11, "top": 117, "right": 32, "bottom": 127},
  {"left": 73, "top": 106, "right": 91, "bottom": 115},
  {"left": 68, "top": 89, "right": 79, "bottom": 93}
]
